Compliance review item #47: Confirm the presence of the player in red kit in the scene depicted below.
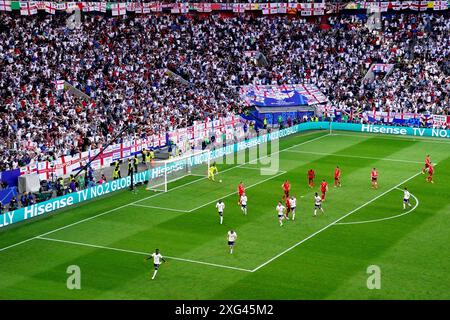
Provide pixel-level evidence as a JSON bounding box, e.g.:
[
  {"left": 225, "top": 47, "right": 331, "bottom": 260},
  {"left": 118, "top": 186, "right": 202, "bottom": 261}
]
[
  {"left": 426, "top": 164, "right": 434, "bottom": 183},
  {"left": 371, "top": 168, "right": 378, "bottom": 189},
  {"left": 320, "top": 180, "right": 328, "bottom": 201},
  {"left": 282, "top": 180, "right": 291, "bottom": 200},
  {"left": 307, "top": 169, "right": 315, "bottom": 188},
  {"left": 285, "top": 197, "right": 291, "bottom": 220},
  {"left": 422, "top": 155, "right": 431, "bottom": 174},
  {"left": 237, "top": 181, "right": 245, "bottom": 205},
  {"left": 334, "top": 166, "right": 341, "bottom": 187}
]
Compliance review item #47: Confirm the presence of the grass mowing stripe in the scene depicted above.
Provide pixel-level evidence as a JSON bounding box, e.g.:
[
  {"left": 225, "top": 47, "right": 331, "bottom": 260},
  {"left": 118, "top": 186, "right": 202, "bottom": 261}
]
[
  {"left": 35, "top": 236, "right": 253, "bottom": 273},
  {"left": 0, "top": 131, "right": 329, "bottom": 253},
  {"left": 284, "top": 150, "right": 423, "bottom": 164},
  {"left": 335, "top": 188, "right": 419, "bottom": 225},
  {"left": 130, "top": 204, "right": 190, "bottom": 213},
  {"left": 334, "top": 132, "right": 450, "bottom": 144},
  {"left": 250, "top": 170, "right": 424, "bottom": 273}
]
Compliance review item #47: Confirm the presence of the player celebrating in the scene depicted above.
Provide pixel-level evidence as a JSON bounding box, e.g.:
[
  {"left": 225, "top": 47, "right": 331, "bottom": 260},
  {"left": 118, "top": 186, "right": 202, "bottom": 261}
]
[
  {"left": 276, "top": 201, "right": 286, "bottom": 226},
  {"left": 208, "top": 162, "right": 219, "bottom": 181},
  {"left": 227, "top": 230, "right": 237, "bottom": 254},
  {"left": 371, "top": 167, "right": 378, "bottom": 189},
  {"left": 145, "top": 249, "right": 166, "bottom": 280},
  {"left": 216, "top": 200, "right": 225, "bottom": 224},
  {"left": 313, "top": 192, "right": 324, "bottom": 217},
  {"left": 237, "top": 181, "right": 245, "bottom": 205},
  {"left": 240, "top": 193, "right": 248, "bottom": 215},
  {"left": 403, "top": 188, "right": 412, "bottom": 210},
  {"left": 334, "top": 166, "right": 341, "bottom": 187},
  {"left": 320, "top": 179, "right": 328, "bottom": 201},
  {"left": 307, "top": 169, "right": 315, "bottom": 188},
  {"left": 422, "top": 155, "right": 431, "bottom": 174},
  {"left": 289, "top": 196, "right": 297, "bottom": 221},
  {"left": 426, "top": 164, "right": 434, "bottom": 183},
  {"left": 281, "top": 180, "right": 291, "bottom": 200}
]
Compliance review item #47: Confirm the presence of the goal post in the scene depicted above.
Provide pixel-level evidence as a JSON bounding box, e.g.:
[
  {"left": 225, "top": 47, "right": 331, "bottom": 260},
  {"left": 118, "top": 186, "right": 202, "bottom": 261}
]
[{"left": 145, "top": 150, "right": 211, "bottom": 192}]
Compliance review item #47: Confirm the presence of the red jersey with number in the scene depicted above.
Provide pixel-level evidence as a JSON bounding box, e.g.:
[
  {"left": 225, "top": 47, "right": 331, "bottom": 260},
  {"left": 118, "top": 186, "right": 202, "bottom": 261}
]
[
  {"left": 283, "top": 182, "right": 291, "bottom": 192},
  {"left": 308, "top": 170, "right": 315, "bottom": 179},
  {"left": 321, "top": 181, "right": 328, "bottom": 193},
  {"left": 334, "top": 168, "right": 341, "bottom": 179}
]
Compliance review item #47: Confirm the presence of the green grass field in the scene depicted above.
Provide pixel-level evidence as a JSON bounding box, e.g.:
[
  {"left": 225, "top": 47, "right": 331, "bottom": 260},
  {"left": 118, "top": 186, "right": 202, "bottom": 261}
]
[{"left": 1, "top": 130, "right": 449, "bottom": 300}]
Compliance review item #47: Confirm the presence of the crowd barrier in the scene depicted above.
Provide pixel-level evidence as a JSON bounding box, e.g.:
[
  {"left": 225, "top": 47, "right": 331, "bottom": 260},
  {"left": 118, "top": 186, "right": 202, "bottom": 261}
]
[{"left": 1, "top": 121, "right": 449, "bottom": 229}]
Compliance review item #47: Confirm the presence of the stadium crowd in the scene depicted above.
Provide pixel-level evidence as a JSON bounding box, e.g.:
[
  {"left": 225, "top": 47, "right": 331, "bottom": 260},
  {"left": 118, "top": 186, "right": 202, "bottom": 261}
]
[{"left": 0, "top": 11, "right": 449, "bottom": 172}]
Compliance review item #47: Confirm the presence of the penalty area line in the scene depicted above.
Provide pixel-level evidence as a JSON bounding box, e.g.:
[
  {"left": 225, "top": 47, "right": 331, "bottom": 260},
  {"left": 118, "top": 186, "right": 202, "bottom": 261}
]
[
  {"left": 35, "top": 236, "right": 252, "bottom": 273},
  {"left": 250, "top": 170, "right": 424, "bottom": 273}
]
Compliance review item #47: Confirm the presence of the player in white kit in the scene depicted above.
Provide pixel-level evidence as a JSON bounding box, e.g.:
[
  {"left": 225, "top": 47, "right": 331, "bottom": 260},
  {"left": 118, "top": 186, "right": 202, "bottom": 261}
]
[
  {"left": 216, "top": 200, "right": 225, "bottom": 224},
  {"left": 146, "top": 249, "right": 166, "bottom": 280},
  {"left": 240, "top": 194, "right": 248, "bottom": 215},
  {"left": 313, "top": 192, "right": 324, "bottom": 217},
  {"left": 403, "top": 187, "right": 412, "bottom": 210},
  {"left": 227, "top": 230, "right": 237, "bottom": 254},
  {"left": 276, "top": 201, "right": 286, "bottom": 226},
  {"left": 289, "top": 196, "right": 297, "bottom": 221}
]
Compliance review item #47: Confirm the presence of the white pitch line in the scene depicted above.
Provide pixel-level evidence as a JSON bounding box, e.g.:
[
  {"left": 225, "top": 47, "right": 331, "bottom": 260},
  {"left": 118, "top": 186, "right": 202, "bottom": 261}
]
[
  {"left": 250, "top": 170, "right": 424, "bottom": 273},
  {"left": 0, "top": 131, "right": 329, "bottom": 253},
  {"left": 284, "top": 150, "right": 423, "bottom": 164},
  {"left": 187, "top": 171, "right": 287, "bottom": 213},
  {"left": 335, "top": 188, "right": 419, "bottom": 225},
  {"left": 334, "top": 132, "right": 450, "bottom": 144},
  {"left": 130, "top": 204, "right": 190, "bottom": 213},
  {"left": 35, "top": 236, "right": 252, "bottom": 273}
]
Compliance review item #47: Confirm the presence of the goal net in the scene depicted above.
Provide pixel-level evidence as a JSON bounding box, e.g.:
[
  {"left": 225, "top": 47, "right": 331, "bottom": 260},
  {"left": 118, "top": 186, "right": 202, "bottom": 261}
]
[{"left": 145, "top": 150, "right": 211, "bottom": 192}]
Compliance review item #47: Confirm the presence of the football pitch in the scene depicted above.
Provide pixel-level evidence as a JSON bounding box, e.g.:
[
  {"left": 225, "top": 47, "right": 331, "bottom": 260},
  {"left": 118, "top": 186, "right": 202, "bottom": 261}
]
[{"left": 1, "top": 130, "right": 449, "bottom": 299}]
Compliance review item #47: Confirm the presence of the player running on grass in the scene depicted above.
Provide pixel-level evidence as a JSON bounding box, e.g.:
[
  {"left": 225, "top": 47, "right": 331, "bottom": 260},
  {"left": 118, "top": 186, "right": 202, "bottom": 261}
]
[
  {"left": 289, "top": 196, "right": 297, "bottom": 221},
  {"left": 371, "top": 168, "right": 378, "bottom": 189},
  {"left": 145, "top": 249, "right": 166, "bottom": 280},
  {"left": 227, "top": 230, "right": 237, "bottom": 254},
  {"left": 426, "top": 164, "right": 434, "bottom": 183},
  {"left": 422, "top": 155, "right": 432, "bottom": 174},
  {"left": 237, "top": 181, "right": 245, "bottom": 205},
  {"left": 313, "top": 192, "right": 324, "bottom": 217},
  {"left": 307, "top": 169, "right": 315, "bottom": 188},
  {"left": 208, "top": 162, "right": 219, "bottom": 181},
  {"left": 240, "top": 193, "right": 248, "bottom": 215},
  {"left": 276, "top": 201, "right": 286, "bottom": 226},
  {"left": 403, "top": 188, "right": 412, "bottom": 210},
  {"left": 216, "top": 200, "right": 225, "bottom": 224},
  {"left": 281, "top": 180, "right": 291, "bottom": 200},
  {"left": 320, "top": 179, "right": 329, "bottom": 201},
  {"left": 334, "top": 166, "right": 341, "bottom": 187}
]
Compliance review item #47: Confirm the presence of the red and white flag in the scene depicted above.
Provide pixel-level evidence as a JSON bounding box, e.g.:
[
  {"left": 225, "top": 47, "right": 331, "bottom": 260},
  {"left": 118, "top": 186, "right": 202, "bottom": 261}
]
[
  {"left": 171, "top": 3, "right": 189, "bottom": 14},
  {"left": 277, "top": 3, "right": 288, "bottom": 14},
  {"left": 262, "top": 3, "right": 278, "bottom": 15},
  {"left": 126, "top": 2, "right": 135, "bottom": 12},
  {"left": 433, "top": 0, "right": 448, "bottom": 10},
  {"left": 20, "top": 1, "right": 37, "bottom": 15},
  {"left": 232, "top": 3, "right": 246, "bottom": 13},
  {"left": 0, "top": 0, "right": 11, "bottom": 11},
  {"left": 111, "top": 3, "right": 126, "bottom": 16},
  {"left": 410, "top": 1, "right": 428, "bottom": 11},
  {"left": 150, "top": 2, "right": 162, "bottom": 12},
  {"left": 44, "top": 1, "right": 56, "bottom": 14}
]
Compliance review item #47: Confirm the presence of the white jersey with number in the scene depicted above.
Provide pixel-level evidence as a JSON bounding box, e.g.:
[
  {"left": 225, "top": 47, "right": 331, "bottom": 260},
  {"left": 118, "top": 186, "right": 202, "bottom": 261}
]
[
  {"left": 315, "top": 196, "right": 322, "bottom": 205},
  {"left": 276, "top": 204, "right": 285, "bottom": 215},
  {"left": 216, "top": 202, "right": 225, "bottom": 212},
  {"left": 404, "top": 190, "right": 410, "bottom": 200},
  {"left": 227, "top": 231, "right": 237, "bottom": 242},
  {"left": 240, "top": 195, "right": 247, "bottom": 206},
  {"left": 152, "top": 253, "right": 163, "bottom": 264},
  {"left": 289, "top": 197, "right": 297, "bottom": 208}
]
